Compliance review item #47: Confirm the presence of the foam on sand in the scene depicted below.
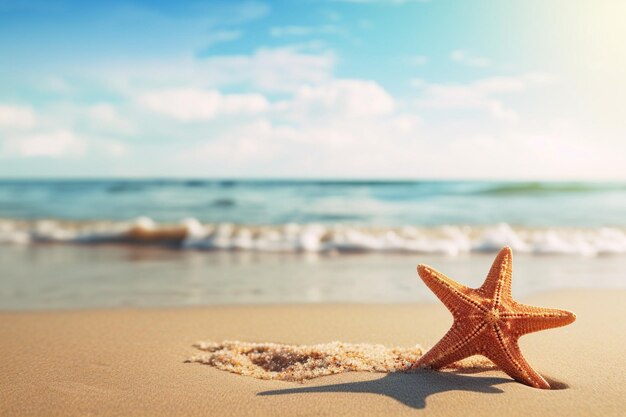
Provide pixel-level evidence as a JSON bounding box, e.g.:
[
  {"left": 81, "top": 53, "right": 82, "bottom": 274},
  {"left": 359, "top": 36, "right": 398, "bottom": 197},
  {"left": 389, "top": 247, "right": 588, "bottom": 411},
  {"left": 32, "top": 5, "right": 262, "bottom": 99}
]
[{"left": 188, "top": 341, "right": 493, "bottom": 382}]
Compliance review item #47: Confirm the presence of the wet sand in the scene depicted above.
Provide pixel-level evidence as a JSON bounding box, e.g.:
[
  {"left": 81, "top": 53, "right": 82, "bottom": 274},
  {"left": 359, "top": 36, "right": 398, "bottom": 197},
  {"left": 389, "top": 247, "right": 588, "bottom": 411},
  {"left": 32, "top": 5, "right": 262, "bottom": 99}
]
[
  {"left": 1, "top": 290, "right": 624, "bottom": 416},
  {"left": 2, "top": 244, "right": 625, "bottom": 309}
]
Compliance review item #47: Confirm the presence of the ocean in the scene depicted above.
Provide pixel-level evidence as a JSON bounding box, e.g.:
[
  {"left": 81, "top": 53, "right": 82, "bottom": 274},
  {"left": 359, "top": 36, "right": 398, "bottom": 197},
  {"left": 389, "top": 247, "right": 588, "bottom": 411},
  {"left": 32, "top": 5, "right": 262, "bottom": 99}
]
[
  {"left": 2, "top": 179, "right": 626, "bottom": 226},
  {"left": 1, "top": 179, "right": 626, "bottom": 256},
  {"left": 1, "top": 179, "right": 625, "bottom": 309}
]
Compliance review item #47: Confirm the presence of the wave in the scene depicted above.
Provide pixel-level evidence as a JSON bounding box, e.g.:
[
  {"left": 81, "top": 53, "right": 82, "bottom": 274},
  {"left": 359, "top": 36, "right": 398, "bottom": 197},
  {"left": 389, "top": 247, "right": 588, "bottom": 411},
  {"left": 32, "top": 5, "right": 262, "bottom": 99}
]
[
  {"left": 478, "top": 182, "right": 620, "bottom": 195},
  {"left": 1, "top": 218, "right": 625, "bottom": 257}
]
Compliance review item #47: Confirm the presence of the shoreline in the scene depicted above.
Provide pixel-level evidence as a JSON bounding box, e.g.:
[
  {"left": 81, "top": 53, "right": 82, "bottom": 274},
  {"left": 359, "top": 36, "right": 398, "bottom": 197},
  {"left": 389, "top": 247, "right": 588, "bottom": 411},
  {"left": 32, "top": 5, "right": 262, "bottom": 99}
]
[
  {"left": 2, "top": 218, "right": 626, "bottom": 257},
  {"left": 2, "top": 289, "right": 624, "bottom": 416},
  {"left": 3, "top": 245, "right": 625, "bottom": 310}
]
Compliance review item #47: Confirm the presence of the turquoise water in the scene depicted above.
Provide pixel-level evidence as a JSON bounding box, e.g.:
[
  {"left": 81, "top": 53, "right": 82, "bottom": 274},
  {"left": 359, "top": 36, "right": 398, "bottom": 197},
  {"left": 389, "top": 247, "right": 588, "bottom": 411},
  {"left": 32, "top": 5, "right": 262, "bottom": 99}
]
[
  {"left": 2, "top": 245, "right": 624, "bottom": 310},
  {"left": 1, "top": 180, "right": 625, "bottom": 226},
  {"left": 1, "top": 180, "right": 625, "bottom": 309}
]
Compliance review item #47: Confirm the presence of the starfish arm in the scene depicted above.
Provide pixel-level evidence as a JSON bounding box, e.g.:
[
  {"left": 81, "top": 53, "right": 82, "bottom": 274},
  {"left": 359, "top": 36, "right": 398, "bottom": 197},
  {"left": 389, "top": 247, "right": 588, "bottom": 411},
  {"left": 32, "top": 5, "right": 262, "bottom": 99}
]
[
  {"left": 503, "top": 304, "right": 576, "bottom": 336},
  {"left": 414, "top": 320, "right": 488, "bottom": 369},
  {"left": 478, "top": 246, "right": 513, "bottom": 307},
  {"left": 486, "top": 324, "right": 550, "bottom": 389},
  {"left": 417, "top": 264, "right": 486, "bottom": 313}
]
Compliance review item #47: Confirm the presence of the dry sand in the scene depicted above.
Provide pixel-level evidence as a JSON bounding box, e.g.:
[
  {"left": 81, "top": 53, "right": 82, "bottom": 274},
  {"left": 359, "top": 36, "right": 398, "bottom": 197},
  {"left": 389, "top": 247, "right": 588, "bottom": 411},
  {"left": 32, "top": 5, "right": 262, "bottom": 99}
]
[{"left": 1, "top": 290, "right": 624, "bottom": 416}]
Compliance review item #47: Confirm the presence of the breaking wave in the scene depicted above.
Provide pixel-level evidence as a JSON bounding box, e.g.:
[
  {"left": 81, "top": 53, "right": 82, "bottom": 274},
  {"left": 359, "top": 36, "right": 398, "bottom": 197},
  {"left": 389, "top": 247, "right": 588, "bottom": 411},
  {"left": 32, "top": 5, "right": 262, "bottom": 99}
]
[{"left": 1, "top": 217, "right": 625, "bottom": 257}]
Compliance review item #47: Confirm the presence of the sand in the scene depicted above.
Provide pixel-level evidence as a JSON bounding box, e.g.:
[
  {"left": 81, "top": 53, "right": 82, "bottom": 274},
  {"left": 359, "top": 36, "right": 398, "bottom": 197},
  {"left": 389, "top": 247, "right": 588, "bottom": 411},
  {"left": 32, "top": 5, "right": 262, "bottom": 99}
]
[{"left": 1, "top": 290, "right": 624, "bottom": 416}]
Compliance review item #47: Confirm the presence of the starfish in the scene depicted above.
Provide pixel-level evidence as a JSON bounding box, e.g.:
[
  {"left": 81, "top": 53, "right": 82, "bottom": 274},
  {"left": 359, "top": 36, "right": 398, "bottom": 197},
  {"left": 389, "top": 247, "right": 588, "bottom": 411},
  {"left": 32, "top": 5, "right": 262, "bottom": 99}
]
[{"left": 413, "top": 246, "right": 576, "bottom": 389}]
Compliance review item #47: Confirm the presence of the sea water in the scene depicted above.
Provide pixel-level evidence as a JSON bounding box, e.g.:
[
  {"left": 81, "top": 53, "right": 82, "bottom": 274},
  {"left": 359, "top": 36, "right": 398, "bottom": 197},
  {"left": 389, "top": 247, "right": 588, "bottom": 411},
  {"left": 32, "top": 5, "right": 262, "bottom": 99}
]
[
  {"left": 1, "top": 180, "right": 625, "bottom": 309},
  {"left": 1, "top": 179, "right": 625, "bottom": 227},
  {"left": 0, "top": 180, "right": 625, "bottom": 256}
]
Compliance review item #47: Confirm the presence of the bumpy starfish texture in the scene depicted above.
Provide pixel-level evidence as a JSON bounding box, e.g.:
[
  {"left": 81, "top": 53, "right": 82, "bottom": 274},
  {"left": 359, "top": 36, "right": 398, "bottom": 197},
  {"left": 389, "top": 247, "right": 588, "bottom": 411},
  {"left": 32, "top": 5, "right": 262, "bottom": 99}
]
[{"left": 414, "top": 246, "right": 576, "bottom": 389}]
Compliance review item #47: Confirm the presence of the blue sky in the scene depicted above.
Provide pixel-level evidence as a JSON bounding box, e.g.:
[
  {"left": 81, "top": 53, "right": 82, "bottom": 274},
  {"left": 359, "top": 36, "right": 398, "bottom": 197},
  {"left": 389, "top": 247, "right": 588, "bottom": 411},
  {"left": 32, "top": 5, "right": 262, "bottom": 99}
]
[{"left": 0, "top": 0, "right": 624, "bottom": 179}]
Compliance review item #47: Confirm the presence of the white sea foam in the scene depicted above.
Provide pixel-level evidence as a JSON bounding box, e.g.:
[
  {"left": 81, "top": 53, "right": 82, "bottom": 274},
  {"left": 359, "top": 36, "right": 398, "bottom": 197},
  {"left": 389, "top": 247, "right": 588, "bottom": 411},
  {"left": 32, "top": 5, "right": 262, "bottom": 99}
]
[{"left": 1, "top": 217, "right": 626, "bottom": 257}]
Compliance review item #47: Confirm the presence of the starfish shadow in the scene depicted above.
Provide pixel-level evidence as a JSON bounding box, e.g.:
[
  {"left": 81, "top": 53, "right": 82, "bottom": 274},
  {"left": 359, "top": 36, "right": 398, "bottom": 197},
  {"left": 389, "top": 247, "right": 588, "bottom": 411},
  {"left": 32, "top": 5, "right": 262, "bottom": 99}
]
[{"left": 258, "top": 370, "right": 512, "bottom": 410}]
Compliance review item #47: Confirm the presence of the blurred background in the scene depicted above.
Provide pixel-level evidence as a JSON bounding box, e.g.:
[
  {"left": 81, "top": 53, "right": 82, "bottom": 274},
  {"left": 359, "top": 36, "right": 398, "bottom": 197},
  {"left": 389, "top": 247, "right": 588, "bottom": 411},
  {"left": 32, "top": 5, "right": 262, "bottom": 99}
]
[{"left": 0, "top": 0, "right": 625, "bottom": 310}]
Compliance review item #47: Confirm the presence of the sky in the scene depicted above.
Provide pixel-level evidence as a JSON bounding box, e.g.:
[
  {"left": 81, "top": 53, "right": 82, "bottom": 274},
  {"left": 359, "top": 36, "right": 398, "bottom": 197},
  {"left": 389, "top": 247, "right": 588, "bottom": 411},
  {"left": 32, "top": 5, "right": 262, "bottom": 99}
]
[{"left": 0, "top": 0, "right": 625, "bottom": 179}]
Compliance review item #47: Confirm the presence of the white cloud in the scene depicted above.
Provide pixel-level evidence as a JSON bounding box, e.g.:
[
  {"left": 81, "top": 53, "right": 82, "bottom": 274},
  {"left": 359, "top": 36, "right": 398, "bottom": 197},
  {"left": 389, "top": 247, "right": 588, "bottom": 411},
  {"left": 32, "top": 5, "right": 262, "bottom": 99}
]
[
  {"left": 196, "top": 31, "right": 242, "bottom": 56},
  {"left": 270, "top": 26, "right": 313, "bottom": 37},
  {"left": 432, "top": 121, "right": 625, "bottom": 180},
  {"left": 80, "top": 47, "right": 335, "bottom": 95},
  {"left": 87, "top": 103, "right": 135, "bottom": 134},
  {"left": 88, "top": 103, "right": 120, "bottom": 123},
  {"left": 0, "top": 104, "right": 37, "bottom": 129},
  {"left": 450, "top": 49, "right": 492, "bottom": 67},
  {"left": 177, "top": 81, "right": 420, "bottom": 175},
  {"left": 269, "top": 25, "right": 341, "bottom": 37},
  {"left": 37, "top": 77, "right": 73, "bottom": 94},
  {"left": 204, "top": 30, "right": 241, "bottom": 46},
  {"left": 215, "top": 1, "right": 270, "bottom": 24},
  {"left": 3, "top": 130, "right": 86, "bottom": 157},
  {"left": 180, "top": 120, "right": 282, "bottom": 164},
  {"left": 409, "top": 78, "right": 426, "bottom": 88},
  {"left": 275, "top": 80, "right": 395, "bottom": 120},
  {"left": 179, "top": 113, "right": 422, "bottom": 175},
  {"left": 201, "top": 47, "right": 335, "bottom": 92},
  {"left": 0, "top": 104, "right": 130, "bottom": 160},
  {"left": 415, "top": 73, "right": 553, "bottom": 121},
  {"left": 410, "top": 55, "right": 428, "bottom": 66},
  {"left": 138, "top": 88, "right": 269, "bottom": 121},
  {"left": 421, "top": 85, "right": 518, "bottom": 121},
  {"left": 175, "top": 111, "right": 626, "bottom": 180},
  {"left": 95, "top": 139, "right": 129, "bottom": 158}
]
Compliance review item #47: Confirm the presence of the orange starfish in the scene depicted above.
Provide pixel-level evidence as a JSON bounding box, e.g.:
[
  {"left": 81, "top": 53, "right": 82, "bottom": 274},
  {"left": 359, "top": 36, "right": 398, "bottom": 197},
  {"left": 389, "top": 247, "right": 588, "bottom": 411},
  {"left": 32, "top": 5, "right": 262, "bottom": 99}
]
[{"left": 414, "top": 246, "right": 576, "bottom": 389}]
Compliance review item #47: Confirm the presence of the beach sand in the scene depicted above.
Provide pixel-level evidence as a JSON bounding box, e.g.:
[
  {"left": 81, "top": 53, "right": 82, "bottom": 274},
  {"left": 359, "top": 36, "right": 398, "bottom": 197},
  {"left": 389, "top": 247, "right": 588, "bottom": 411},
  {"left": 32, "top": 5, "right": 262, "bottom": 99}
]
[{"left": 1, "top": 290, "right": 624, "bottom": 416}]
